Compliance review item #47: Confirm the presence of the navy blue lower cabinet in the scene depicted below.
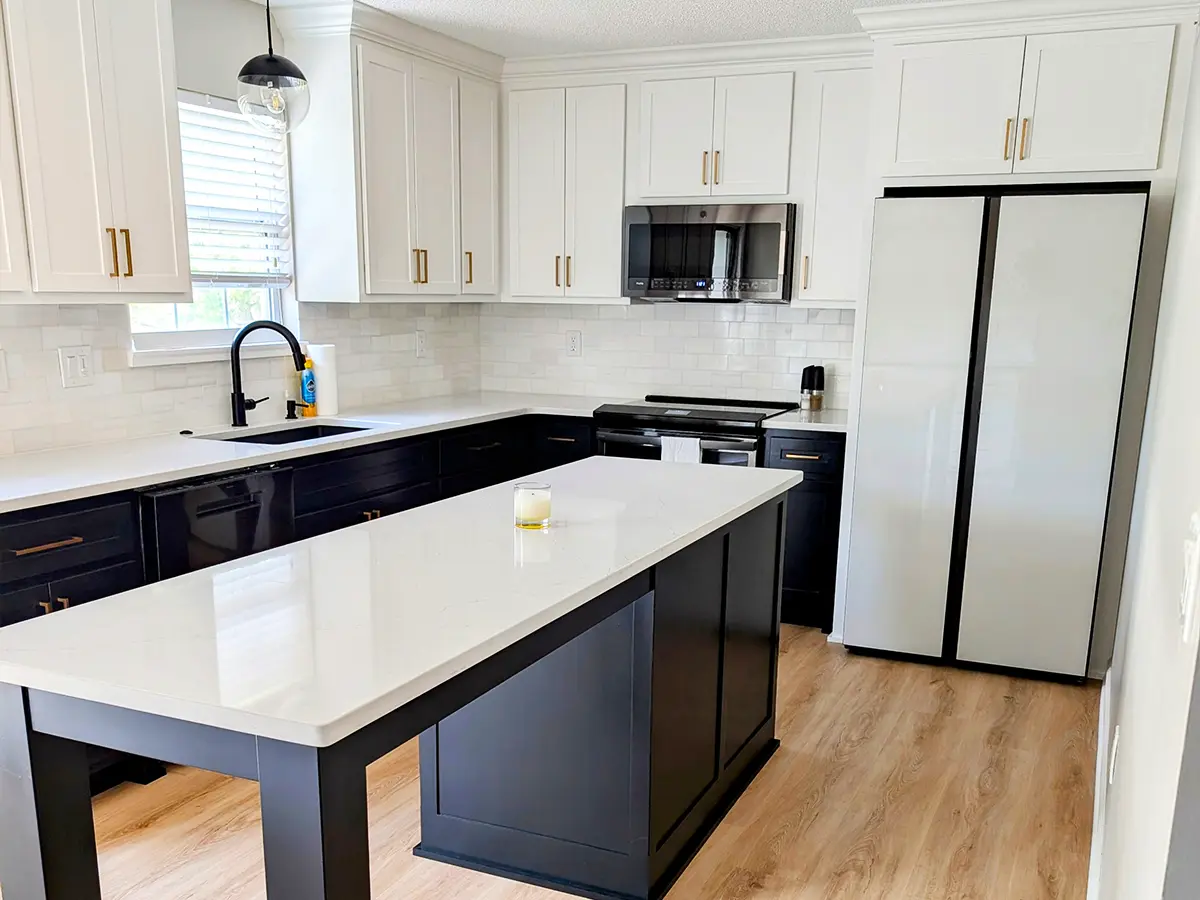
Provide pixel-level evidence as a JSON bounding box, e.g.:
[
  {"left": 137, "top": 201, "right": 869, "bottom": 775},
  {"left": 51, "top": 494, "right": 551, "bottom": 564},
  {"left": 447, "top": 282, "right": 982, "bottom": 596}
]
[{"left": 415, "top": 499, "right": 785, "bottom": 900}]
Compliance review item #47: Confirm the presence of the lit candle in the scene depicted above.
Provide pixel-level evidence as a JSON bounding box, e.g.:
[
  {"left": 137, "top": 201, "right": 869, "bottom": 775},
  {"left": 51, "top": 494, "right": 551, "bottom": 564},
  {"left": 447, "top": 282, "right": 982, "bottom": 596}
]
[{"left": 514, "top": 482, "right": 552, "bottom": 529}]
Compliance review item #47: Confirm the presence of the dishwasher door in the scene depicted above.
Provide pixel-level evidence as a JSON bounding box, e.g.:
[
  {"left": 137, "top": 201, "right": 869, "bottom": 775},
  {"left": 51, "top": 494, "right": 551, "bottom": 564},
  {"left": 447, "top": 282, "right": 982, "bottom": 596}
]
[{"left": 142, "top": 467, "right": 295, "bottom": 581}]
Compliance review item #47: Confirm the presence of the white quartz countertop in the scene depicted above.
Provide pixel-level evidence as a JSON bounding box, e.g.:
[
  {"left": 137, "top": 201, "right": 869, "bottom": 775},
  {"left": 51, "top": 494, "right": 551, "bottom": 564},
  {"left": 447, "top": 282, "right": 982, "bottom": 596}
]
[
  {"left": 0, "top": 392, "right": 614, "bottom": 515},
  {"left": 0, "top": 458, "right": 802, "bottom": 747},
  {"left": 765, "top": 408, "right": 850, "bottom": 433}
]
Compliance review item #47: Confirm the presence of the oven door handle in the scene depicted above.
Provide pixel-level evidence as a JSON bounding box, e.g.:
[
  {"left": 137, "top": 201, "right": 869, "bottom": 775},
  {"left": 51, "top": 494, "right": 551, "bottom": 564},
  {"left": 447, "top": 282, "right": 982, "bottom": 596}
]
[{"left": 597, "top": 431, "right": 662, "bottom": 448}]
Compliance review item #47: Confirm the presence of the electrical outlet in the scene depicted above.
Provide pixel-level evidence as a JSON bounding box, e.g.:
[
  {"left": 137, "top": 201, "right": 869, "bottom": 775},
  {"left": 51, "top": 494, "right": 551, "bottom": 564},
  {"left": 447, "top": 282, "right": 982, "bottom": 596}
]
[
  {"left": 0, "top": 348, "right": 8, "bottom": 393},
  {"left": 566, "top": 330, "right": 582, "bottom": 358},
  {"left": 415, "top": 330, "right": 428, "bottom": 359},
  {"left": 57, "top": 345, "right": 94, "bottom": 388},
  {"left": 1182, "top": 513, "right": 1200, "bottom": 644}
]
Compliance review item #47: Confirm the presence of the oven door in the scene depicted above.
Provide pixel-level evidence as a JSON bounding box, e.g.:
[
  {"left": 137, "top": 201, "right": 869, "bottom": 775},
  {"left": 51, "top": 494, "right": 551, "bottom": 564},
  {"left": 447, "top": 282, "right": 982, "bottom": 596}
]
[
  {"left": 623, "top": 204, "right": 796, "bottom": 302},
  {"left": 597, "top": 430, "right": 759, "bottom": 467}
]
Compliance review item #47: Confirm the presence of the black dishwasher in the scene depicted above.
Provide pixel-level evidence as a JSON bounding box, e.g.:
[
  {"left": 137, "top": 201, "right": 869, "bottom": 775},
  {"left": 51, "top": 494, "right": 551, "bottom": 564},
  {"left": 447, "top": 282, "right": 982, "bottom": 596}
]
[{"left": 142, "top": 467, "right": 295, "bottom": 581}]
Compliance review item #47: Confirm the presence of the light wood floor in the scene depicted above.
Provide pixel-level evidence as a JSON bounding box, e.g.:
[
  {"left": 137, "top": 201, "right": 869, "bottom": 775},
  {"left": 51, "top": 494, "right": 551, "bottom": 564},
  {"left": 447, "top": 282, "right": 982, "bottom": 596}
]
[{"left": 0, "top": 627, "right": 1100, "bottom": 900}]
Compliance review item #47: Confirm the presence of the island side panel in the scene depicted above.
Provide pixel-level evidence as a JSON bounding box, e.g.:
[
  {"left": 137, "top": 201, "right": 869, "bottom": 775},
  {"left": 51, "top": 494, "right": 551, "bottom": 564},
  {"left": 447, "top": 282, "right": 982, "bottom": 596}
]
[{"left": 416, "top": 498, "right": 789, "bottom": 900}]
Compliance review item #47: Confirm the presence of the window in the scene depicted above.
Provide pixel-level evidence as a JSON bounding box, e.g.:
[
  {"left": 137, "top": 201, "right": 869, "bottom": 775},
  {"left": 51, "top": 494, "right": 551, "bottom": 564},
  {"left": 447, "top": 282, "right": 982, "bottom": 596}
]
[{"left": 129, "top": 91, "right": 292, "bottom": 352}]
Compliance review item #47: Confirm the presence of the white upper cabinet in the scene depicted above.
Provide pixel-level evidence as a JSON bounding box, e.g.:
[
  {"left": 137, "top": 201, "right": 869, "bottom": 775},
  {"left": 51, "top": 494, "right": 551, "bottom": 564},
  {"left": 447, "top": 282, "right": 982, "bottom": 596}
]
[
  {"left": 459, "top": 76, "right": 499, "bottom": 296},
  {"left": 356, "top": 41, "right": 419, "bottom": 296},
  {"left": 507, "top": 89, "right": 566, "bottom": 298},
  {"left": 4, "top": 0, "right": 188, "bottom": 297},
  {"left": 411, "top": 61, "right": 460, "bottom": 293},
  {"left": 565, "top": 85, "right": 626, "bottom": 299},
  {"left": 640, "top": 73, "right": 793, "bottom": 198},
  {"left": 876, "top": 25, "right": 1178, "bottom": 177},
  {"left": 1014, "top": 26, "right": 1175, "bottom": 174},
  {"left": 796, "top": 68, "right": 872, "bottom": 306},
  {"left": 876, "top": 37, "right": 1027, "bottom": 177},
  {"left": 0, "top": 11, "right": 30, "bottom": 294},
  {"left": 711, "top": 73, "right": 794, "bottom": 196},
  {"left": 507, "top": 85, "right": 625, "bottom": 300},
  {"left": 639, "top": 78, "right": 716, "bottom": 197}
]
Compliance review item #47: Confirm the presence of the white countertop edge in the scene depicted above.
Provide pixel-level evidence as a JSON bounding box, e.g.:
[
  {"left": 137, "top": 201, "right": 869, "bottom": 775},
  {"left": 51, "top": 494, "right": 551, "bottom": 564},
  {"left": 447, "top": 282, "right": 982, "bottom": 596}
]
[{"left": 0, "top": 467, "right": 803, "bottom": 746}]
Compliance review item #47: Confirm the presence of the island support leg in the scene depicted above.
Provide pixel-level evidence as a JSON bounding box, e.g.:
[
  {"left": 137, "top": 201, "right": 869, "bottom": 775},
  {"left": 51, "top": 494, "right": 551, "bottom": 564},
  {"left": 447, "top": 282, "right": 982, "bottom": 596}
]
[
  {"left": 258, "top": 737, "right": 371, "bottom": 900},
  {"left": 0, "top": 684, "right": 102, "bottom": 900}
]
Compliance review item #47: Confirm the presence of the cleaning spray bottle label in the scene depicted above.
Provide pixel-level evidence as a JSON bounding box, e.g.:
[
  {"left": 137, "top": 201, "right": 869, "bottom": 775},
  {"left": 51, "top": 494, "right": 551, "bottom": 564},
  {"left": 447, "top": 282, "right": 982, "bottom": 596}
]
[{"left": 300, "top": 362, "right": 317, "bottom": 409}]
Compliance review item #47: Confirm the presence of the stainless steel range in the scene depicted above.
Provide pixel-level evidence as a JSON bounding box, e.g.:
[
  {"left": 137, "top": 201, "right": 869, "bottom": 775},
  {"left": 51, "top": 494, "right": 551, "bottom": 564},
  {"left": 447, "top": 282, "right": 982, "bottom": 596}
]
[{"left": 593, "top": 395, "right": 799, "bottom": 467}]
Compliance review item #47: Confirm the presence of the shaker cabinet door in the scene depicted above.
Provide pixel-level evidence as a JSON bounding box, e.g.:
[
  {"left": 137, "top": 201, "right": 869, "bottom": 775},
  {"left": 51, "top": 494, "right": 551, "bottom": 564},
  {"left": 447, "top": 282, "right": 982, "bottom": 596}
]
[
  {"left": 93, "top": 0, "right": 190, "bottom": 295},
  {"left": 459, "top": 76, "right": 499, "bottom": 295},
  {"left": 507, "top": 88, "right": 566, "bottom": 297},
  {"left": 411, "top": 60, "right": 460, "bottom": 294},
  {"left": 1013, "top": 26, "right": 1175, "bottom": 174},
  {"left": 711, "top": 73, "right": 794, "bottom": 197},
  {"left": 638, "top": 77, "right": 716, "bottom": 198},
  {"left": 876, "top": 37, "right": 1026, "bottom": 177},
  {"left": 564, "top": 85, "right": 626, "bottom": 299},
  {"left": 4, "top": 0, "right": 120, "bottom": 293},
  {"left": 0, "top": 10, "right": 30, "bottom": 294},
  {"left": 356, "top": 41, "right": 419, "bottom": 296}
]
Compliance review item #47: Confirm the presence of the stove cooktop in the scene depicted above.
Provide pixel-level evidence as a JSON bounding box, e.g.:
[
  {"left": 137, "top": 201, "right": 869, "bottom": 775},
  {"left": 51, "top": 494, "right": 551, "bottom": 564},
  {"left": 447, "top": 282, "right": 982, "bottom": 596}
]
[{"left": 593, "top": 395, "right": 799, "bottom": 432}]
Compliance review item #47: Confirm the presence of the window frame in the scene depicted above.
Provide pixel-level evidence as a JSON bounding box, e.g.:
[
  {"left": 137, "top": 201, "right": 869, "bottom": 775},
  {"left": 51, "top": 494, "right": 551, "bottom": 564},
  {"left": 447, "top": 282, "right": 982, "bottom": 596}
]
[{"left": 129, "top": 90, "right": 294, "bottom": 355}]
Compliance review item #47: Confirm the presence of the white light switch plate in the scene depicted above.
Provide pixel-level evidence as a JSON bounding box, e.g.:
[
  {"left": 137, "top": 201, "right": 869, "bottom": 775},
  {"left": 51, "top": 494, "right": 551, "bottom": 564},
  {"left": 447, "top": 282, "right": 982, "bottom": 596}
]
[
  {"left": 566, "top": 331, "right": 582, "bottom": 357},
  {"left": 415, "top": 330, "right": 428, "bottom": 359},
  {"left": 57, "top": 345, "right": 94, "bottom": 388}
]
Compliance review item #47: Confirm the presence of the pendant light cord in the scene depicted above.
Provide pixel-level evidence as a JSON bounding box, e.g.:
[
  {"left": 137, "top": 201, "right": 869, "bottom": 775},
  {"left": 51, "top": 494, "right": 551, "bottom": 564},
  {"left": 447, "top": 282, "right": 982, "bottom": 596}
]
[{"left": 265, "top": 0, "right": 274, "bottom": 57}]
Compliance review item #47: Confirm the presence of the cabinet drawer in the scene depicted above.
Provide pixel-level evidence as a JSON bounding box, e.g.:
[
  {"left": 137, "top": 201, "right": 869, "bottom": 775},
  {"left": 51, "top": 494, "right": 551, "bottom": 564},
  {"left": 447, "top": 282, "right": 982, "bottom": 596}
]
[
  {"left": 0, "top": 583, "right": 52, "bottom": 627},
  {"left": 530, "top": 417, "right": 594, "bottom": 470},
  {"left": 0, "top": 497, "right": 139, "bottom": 587},
  {"left": 294, "top": 440, "right": 436, "bottom": 516},
  {"left": 765, "top": 435, "right": 844, "bottom": 478},
  {"left": 48, "top": 560, "right": 144, "bottom": 611},
  {"left": 439, "top": 425, "right": 523, "bottom": 478},
  {"left": 295, "top": 481, "right": 437, "bottom": 540}
]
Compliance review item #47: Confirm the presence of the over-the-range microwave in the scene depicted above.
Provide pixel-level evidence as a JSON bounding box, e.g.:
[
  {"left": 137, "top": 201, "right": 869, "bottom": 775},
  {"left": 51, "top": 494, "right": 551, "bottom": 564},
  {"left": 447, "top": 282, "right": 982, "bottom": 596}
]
[{"left": 622, "top": 203, "right": 796, "bottom": 303}]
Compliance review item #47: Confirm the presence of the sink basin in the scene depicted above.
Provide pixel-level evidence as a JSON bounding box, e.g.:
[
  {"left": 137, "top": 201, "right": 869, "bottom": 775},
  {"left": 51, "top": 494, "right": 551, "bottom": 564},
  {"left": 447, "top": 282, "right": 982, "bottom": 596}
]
[{"left": 212, "top": 424, "right": 370, "bottom": 445}]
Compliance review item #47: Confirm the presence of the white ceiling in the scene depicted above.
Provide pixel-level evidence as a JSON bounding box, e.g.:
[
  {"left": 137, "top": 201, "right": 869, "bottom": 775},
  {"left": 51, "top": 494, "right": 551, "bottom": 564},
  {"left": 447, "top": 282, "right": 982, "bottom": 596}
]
[{"left": 359, "top": 0, "right": 898, "bottom": 58}]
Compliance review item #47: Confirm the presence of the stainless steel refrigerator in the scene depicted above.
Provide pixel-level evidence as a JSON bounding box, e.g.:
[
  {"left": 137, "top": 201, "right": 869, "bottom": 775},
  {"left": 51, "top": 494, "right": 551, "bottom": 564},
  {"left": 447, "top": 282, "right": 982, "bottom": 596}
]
[{"left": 844, "top": 189, "right": 1148, "bottom": 678}]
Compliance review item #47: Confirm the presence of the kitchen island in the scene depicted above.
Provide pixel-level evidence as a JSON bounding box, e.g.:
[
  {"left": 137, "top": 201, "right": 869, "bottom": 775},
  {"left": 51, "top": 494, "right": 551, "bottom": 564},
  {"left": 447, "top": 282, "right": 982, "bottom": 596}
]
[{"left": 0, "top": 457, "right": 800, "bottom": 900}]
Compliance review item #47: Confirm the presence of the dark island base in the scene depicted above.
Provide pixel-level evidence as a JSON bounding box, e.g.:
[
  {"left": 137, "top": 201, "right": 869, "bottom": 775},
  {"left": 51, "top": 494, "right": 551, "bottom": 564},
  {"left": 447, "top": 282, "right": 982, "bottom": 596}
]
[
  {"left": 415, "top": 500, "right": 788, "bottom": 900},
  {"left": 415, "top": 738, "right": 780, "bottom": 900}
]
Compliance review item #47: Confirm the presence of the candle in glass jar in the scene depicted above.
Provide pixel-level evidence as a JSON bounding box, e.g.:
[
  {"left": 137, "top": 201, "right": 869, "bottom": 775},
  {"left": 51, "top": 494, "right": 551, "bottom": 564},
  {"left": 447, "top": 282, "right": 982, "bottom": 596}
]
[{"left": 514, "top": 482, "right": 552, "bottom": 529}]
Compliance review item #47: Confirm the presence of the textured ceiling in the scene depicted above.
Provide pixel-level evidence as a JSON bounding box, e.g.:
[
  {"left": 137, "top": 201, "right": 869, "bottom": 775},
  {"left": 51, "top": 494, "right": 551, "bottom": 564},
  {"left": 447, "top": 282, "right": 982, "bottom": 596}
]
[{"left": 359, "top": 0, "right": 897, "bottom": 58}]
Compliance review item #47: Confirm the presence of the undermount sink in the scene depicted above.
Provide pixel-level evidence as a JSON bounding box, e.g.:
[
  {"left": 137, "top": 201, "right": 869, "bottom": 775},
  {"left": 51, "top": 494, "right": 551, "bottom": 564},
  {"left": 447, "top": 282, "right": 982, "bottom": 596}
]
[{"left": 202, "top": 424, "right": 371, "bottom": 445}]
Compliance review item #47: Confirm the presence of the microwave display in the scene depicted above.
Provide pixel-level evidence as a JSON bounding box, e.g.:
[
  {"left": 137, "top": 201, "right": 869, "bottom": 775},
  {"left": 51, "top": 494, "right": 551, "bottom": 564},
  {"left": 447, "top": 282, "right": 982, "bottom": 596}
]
[{"left": 623, "top": 204, "right": 795, "bottom": 302}]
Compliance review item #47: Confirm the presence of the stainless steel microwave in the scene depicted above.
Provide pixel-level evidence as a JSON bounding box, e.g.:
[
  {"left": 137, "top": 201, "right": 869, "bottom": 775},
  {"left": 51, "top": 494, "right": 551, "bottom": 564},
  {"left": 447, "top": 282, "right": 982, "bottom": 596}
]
[{"left": 622, "top": 203, "right": 796, "bottom": 303}]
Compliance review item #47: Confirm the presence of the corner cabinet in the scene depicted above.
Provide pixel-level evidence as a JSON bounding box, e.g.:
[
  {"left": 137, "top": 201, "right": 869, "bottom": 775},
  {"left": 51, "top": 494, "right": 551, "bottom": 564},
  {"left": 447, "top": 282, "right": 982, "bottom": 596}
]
[
  {"left": 3, "top": 0, "right": 189, "bottom": 298},
  {"left": 639, "top": 73, "right": 794, "bottom": 198},
  {"left": 0, "top": 11, "right": 30, "bottom": 295},
  {"left": 507, "top": 85, "right": 626, "bottom": 301},
  {"left": 289, "top": 32, "right": 498, "bottom": 303},
  {"left": 876, "top": 25, "right": 1175, "bottom": 176}
]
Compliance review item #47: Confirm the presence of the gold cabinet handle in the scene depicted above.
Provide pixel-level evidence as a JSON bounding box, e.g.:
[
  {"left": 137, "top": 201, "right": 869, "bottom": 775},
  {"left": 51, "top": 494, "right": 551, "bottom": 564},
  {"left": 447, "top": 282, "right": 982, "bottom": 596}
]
[
  {"left": 802, "top": 255, "right": 811, "bottom": 291},
  {"left": 13, "top": 536, "right": 84, "bottom": 557},
  {"left": 565, "top": 255, "right": 572, "bottom": 288},
  {"left": 420, "top": 249, "right": 429, "bottom": 284},
  {"left": 38, "top": 601, "right": 54, "bottom": 615},
  {"left": 555, "top": 255, "right": 561, "bottom": 288},
  {"left": 363, "top": 511, "right": 373, "bottom": 521},
  {"left": 56, "top": 597, "right": 70, "bottom": 609},
  {"left": 465, "top": 250, "right": 474, "bottom": 285},
  {"left": 372, "top": 509, "right": 382, "bottom": 519},
  {"left": 106, "top": 228, "right": 119, "bottom": 277},
  {"left": 784, "top": 453, "right": 821, "bottom": 461},
  {"left": 1003, "top": 118, "right": 1014, "bottom": 161},
  {"left": 547, "top": 436, "right": 577, "bottom": 443},
  {"left": 121, "top": 228, "right": 133, "bottom": 276},
  {"left": 412, "top": 248, "right": 421, "bottom": 284},
  {"left": 1019, "top": 118, "right": 1030, "bottom": 161},
  {"left": 702, "top": 150, "right": 708, "bottom": 186},
  {"left": 714, "top": 150, "right": 720, "bottom": 185}
]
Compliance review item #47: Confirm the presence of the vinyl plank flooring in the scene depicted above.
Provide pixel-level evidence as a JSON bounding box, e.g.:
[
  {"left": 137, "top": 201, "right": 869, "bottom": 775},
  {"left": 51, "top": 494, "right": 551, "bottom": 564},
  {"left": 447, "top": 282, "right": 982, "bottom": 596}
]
[{"left": 0, "top": 627, "right": 1098, "bottom": 900}]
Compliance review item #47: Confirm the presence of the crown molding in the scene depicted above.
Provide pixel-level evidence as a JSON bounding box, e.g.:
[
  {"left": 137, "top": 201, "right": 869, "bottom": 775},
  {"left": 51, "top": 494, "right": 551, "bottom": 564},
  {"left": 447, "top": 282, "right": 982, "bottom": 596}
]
[
  {"left": 274, "top": 1, "right": 504, "bottom": 80},
  {"left": 856, "top": 0, "right": 1200, "bottom": 40},
  {"left": 502, "top": 33, "right": 872, "bottom": 80}
]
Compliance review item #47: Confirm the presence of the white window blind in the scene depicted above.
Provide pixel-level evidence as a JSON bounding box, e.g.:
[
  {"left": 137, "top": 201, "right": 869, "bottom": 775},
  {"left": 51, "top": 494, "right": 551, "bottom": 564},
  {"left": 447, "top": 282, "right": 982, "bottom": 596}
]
[{"left": 178, "top": 93, "right": 292, "bottom": 288}]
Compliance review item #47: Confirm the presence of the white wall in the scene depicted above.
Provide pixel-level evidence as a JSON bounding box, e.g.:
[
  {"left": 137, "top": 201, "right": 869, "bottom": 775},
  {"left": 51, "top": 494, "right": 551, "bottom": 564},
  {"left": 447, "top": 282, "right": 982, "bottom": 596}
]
[
  {"left": 172, "top": 0, "right": 280, "bottom": 98},
  {"left": 1098, "top": 33, "right": 1200, "bottom": 900}
]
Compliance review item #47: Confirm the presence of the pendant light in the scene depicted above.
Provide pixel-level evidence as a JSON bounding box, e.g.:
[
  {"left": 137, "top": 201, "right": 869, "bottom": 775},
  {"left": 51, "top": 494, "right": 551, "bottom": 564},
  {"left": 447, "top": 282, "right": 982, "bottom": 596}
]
[{"left": 237, "top": 0, "right": 310, "bottom": 136}]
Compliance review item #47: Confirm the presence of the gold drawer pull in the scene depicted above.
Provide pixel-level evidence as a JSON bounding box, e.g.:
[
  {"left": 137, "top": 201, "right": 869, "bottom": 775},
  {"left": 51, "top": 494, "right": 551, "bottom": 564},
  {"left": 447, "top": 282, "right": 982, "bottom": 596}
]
[
  {"left": 714, "top": 150, "right": 721, "bottom": 185},
  {"left": 372, "top": 510, "right": 382, "bottom": 519},
  {"left": 1019, "top": 118, "right": 1030, "bottom": 161},
  {"left": 13, "top": 536, "right": 84, "bottom": 557},
  {"left": 555, "top": 255, "right": 561, "bottom": 288},
  {"left": 1003, "top": 118, "right": 1014, "bottom": 161},
  {"left": 57, "top": 597, "right": 71, "bottom": 609},
  {"left": 363, "top": 511, "right": 373, "bottom": 522},
  {"left": 465, "top": 250, "right": 474, "bottom": 285},
  {"left": 702, "top": 150, "right": 709, "bottom": 186},
  {"left": 121, "top": 228, "right": 133, "bottom": 277},
  {"left": 106, "top": 228, "right": 119, "bottom": 277},
  {"left": 38, "top": 601, "right": 53, "bottom": 615},
  {"left": 783, "top": 453, "right": 820, "bottom": 461},
  {"left": 547, "top": 436, "right": 577, "bottom": 443},
  {"left": 413, "top": 249, "right": 421, "bottom": 284},
  {"left": 420, "top": 249, "right": 429, "bottom": 284}
]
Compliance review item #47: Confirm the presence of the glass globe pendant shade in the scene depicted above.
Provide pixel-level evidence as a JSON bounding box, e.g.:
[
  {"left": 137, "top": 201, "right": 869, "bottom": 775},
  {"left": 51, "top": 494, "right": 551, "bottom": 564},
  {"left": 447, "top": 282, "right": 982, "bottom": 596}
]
[
  {"left": 237, "top": 57, "right": 310, "bottom": 137},
  {"left": 237, "top": 0, "right": 310, "bottom": 137}
]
